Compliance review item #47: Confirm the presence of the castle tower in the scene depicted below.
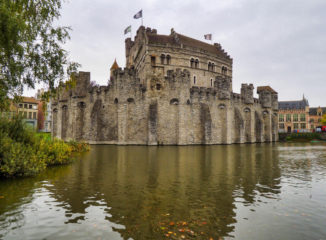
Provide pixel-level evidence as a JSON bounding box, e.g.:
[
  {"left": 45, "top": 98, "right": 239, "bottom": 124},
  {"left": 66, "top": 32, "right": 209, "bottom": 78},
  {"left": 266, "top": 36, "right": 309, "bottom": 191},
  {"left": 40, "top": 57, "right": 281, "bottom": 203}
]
[{"left": 110, "top": 59, "right": 119, "bottom": 80}]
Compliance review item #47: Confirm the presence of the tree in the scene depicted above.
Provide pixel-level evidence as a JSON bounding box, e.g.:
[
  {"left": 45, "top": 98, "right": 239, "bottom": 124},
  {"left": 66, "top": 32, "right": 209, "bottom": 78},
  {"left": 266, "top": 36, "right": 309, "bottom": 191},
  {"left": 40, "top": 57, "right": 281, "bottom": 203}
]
[
  {"left": 0, "top": 0, "right": 79, "bottom": 111},
  {"left": 321, "top": 114, "right": 326, "bottom": 125}
]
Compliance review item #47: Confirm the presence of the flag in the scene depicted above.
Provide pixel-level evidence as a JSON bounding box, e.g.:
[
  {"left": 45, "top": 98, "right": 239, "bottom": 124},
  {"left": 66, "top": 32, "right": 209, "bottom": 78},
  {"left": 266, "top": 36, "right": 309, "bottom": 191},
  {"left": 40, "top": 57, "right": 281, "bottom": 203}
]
[
  {"left": 124, "top": 25, "right": 131, "bottom": 35},
  {"left": 204, "top": 34, "right": 212, "bottom": 40},
  {"left": 134, "top": 10, "right": 142, "bottom": 19}
]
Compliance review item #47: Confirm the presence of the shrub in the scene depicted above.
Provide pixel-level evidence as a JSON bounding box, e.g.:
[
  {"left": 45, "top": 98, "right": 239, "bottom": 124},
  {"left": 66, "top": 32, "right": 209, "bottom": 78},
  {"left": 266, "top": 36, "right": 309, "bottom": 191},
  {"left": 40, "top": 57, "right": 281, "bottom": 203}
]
[{"left": 0, "top": 116, "right": 89, "bottom": 178}]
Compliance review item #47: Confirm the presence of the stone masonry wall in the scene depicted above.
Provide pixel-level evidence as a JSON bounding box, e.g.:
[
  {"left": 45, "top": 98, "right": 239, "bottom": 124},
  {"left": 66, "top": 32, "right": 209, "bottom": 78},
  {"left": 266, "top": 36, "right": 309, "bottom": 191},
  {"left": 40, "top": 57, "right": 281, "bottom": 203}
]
[{"left": 52, "top": 70, "right": 278, "bottom": 145}]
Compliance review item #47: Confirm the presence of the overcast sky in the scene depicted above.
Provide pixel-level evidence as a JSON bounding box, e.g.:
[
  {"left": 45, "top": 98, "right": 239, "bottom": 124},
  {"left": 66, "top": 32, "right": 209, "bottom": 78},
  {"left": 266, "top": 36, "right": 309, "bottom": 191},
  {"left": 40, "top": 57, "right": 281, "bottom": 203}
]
[{"left": 26, "top": 0, "right": 326, "bottom": 106}]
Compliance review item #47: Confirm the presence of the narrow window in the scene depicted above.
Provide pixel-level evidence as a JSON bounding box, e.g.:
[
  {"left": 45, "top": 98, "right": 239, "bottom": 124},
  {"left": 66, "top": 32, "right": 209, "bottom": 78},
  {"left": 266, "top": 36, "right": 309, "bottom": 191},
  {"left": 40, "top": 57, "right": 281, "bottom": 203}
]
[
  {"left": 29, "top": 104, "right": 32, "bottom": 109},
  {"left": 300, "top": 114, "right": 306, "bottom": 121},
  {"left": 279, "top": 114, "right": 284, "bottom": 122},
  {"left": 33, "top": 112, "right": 36, "bottom": 119},
  {"left": 193, "top": 76, "right": 196, "bottom": 85},
  {"left": 210, "top": 79, "right": 213, "bottom": 87},
  {"left": 160, "top": 54, "right": 165, "bottom": 64},
  {"left": 222, "top": 66, "right": 227, "bottom": 75},
  {"left": 24, "top": 104, "right": 27, "bottom": 108},
  {"left": 195, "top": 59, "right": 199, "bottom": 68},
  {"left": 212, "top": 63, "right": 215, "bottom": 72},
  {"left": 166, "top": 55, "right": 171, "bottom": 65},
  {"left": 208, "top": 62, "right": 211, "bottom": 71},
  {"left": 156, "top": 84, "right": 161, "bottom": 90},
  {"left": 190, "top": 58, "right": 194, "bottom": 68},
  {"left": 151, "top": 56, "right": 156, "bottom": 66},
  {"left": 286, "top": 114, "right": 291, "bottom": 122}
]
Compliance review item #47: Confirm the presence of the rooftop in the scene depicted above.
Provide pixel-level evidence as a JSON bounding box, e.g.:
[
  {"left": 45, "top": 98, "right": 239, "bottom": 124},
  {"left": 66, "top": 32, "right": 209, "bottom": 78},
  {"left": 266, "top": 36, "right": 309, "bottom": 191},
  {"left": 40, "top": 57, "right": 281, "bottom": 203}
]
[
  {"left": 144, "top": 27, "right": 231, "bottom": 60},
  {"left": 257, "top": 86, "right": 277, "bottom": 94},
  {"left": 309, "top": 107, "right": 326, "bottom": 115},
  {"left": 279, "top": 98, "right": 309, "bottom": 110},
  {"left": 21, "top": 97, "right": 39, "bottom": 104}
]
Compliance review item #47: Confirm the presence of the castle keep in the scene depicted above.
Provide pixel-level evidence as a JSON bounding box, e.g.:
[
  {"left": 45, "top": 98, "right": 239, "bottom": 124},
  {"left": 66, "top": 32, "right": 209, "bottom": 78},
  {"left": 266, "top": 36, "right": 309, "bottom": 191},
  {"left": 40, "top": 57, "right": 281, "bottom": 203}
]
[{"left": 52, "top": 26, "right": 279, "bottom": 145}]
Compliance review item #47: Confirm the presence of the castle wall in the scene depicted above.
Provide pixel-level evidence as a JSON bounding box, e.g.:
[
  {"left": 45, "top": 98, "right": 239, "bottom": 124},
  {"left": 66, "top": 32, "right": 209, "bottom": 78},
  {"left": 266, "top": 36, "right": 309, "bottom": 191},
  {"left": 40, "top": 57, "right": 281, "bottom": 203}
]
[{"left": 52, "top": 70, "right": 278, "bottom": 145}]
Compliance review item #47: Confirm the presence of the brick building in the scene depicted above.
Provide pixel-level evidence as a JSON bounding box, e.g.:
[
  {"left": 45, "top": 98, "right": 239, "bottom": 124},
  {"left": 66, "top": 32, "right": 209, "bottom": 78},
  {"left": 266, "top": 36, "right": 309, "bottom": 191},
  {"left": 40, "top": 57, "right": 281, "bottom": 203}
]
[{"left": 278, "top": 96, "right": 309, "bottom": 133}]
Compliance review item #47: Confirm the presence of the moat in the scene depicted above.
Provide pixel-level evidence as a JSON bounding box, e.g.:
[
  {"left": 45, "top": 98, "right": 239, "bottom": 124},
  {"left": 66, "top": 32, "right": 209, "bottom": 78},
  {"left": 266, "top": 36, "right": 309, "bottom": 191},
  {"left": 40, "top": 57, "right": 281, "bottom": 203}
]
[{"left": 1, "top": 143, "right": 326, "bottom": 239}]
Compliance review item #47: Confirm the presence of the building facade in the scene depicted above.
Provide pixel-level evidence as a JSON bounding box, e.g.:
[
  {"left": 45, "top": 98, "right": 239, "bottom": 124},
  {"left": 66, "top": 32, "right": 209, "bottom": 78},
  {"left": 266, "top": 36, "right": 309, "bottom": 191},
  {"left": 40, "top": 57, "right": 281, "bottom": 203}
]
[
  {"left": 309, "top": 107, "right": 326, "bottom": 129},
  {"left": 17, "top": 97, "right": 39, "bottom": 130},
  {"left": 52, "top": 26, "right": 279, "bottom": 145}
]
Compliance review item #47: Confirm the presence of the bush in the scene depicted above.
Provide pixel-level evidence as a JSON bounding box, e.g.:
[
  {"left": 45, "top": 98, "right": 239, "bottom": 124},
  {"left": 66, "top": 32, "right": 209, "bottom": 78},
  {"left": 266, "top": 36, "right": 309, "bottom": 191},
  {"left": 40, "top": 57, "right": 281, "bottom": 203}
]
[
  {"left": 0, "top": 116, "right": 89, "bottom": 178},
  {"left": 284, "top": 132, "right": 322, "bottom": 142}
]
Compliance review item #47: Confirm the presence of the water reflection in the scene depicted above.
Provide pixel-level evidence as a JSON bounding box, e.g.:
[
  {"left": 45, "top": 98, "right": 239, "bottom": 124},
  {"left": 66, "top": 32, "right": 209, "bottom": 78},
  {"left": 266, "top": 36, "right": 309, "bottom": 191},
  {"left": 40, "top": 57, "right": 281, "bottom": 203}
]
[{"left": 1, "top": 143, "right": 326, "bottom": 240}]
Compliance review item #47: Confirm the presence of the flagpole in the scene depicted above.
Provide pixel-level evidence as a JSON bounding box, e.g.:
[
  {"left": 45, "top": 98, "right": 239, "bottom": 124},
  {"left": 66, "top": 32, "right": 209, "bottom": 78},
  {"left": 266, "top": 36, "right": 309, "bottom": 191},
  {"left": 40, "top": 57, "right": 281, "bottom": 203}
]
[{"left": 141, "top": 9, "right": 143, "bottom": 26}]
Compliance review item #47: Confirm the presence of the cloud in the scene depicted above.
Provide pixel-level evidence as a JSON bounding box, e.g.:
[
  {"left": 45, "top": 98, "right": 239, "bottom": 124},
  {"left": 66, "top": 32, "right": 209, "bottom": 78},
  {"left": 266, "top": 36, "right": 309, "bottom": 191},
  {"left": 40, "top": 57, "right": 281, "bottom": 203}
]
[{"left": 25, "top": 0, "right": 326, "bottom": 106}]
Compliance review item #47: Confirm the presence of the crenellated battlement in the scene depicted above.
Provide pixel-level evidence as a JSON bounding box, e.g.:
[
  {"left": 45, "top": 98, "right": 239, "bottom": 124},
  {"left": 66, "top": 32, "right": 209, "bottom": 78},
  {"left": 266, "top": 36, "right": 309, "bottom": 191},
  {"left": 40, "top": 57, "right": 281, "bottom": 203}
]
[{"left": 52, "top": 26, "right": 278, "bottom": 145}]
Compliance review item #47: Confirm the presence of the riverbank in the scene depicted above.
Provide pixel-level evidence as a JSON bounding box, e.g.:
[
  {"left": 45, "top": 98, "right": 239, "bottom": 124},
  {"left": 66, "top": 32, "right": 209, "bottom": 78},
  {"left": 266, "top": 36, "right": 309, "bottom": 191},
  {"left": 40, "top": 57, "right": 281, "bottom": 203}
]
[
  {"left": 0, "top": 117, "right": 89, "bottom": 178},
  {"left": 279, "top": 132, "right": 326, "bottom": 142}
]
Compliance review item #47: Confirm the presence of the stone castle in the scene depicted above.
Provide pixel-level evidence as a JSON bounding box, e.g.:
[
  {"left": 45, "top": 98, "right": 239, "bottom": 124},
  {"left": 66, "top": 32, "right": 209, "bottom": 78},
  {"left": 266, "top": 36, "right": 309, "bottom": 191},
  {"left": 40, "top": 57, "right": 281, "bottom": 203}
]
[{"left": 52, "top": 26, "right": 279, "bottom": 145}]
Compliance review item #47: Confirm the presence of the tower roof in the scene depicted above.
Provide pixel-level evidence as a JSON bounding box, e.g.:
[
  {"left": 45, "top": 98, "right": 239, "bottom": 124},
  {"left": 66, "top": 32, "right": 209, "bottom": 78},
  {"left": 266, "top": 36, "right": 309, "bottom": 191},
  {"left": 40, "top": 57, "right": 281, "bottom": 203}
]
[
  {"left": 110, "top": 59, "right": 119, "bottom": 70},
  {"left": 143, "top": 27, "right": 232, "bottom": 61},
  {"left": 257, "top": 86, "right": 277, "bottom": 94}
]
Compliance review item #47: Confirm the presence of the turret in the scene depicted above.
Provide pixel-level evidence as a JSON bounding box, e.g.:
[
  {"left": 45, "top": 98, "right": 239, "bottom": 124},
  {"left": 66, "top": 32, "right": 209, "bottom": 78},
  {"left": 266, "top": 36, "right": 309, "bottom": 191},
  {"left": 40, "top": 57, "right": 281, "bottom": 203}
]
[
  {"left": 241, "top": 84, "right": 254, "bottom": 104},
  {"left": 110, "top": 59, "right": 119, "bottom": 80},
  {"left": 215, "top": 76, "right": 231, "bottom": 100},
  {"left": 257, "top": 86, "right": 277, "bottom": 108},
  {"left": 125, "top": 38, "right": 134, "bottom": 67}
]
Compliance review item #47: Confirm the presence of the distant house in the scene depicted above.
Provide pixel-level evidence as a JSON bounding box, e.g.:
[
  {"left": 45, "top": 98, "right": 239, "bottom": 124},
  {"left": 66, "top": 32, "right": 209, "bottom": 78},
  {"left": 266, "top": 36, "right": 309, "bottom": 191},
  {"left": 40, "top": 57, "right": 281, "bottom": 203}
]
[
  {"left": 278, "top": 96, "right": 310, "bottom": 133},
  {"left": 309, "top": 107, "right": 326, "bottom": 130},
  {"left": 17, "top": 97, "right": 39, "bottom": 130}
]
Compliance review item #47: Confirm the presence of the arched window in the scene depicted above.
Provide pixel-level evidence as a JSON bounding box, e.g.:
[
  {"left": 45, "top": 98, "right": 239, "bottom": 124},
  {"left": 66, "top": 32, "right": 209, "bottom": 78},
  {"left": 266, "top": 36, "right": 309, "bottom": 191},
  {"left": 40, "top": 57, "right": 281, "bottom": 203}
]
[
  {"left": 211, "top": 63, "right": 215, "bottom": 72},
  {"left": 114, "top": 98, "right": 118, "bottom": 104},
  {"left": 244, "top": 107, "right": 251, "bottom": 113},
  {"left": 208, "top": 62, "right": 212, "bottom": 71},
  {"left": 210, "top": 79, "right": 213, "bottom": 87},
  {"left": 190, "top": 58, "right": 194, "bottom": 68},
  {"left": 160, "top": 54, "right": 165, "bottom": 64},
  {"left": 77, "top": 102, "right": 86, "bottom": 109},
  {"left": 166, "top": 55, "right": 171, "bottom": 65},
  {"left": 195, "top": 59, "right": 199, "bottom": 68},
  {"left": 193, "top": 76, "right": 196, "bottom": 85},
  {"left": 170, "top": 98, "right": 179, "bottom": 105},
  {"left": 127, "top": 98, "right": 135, "bottom": 103}
]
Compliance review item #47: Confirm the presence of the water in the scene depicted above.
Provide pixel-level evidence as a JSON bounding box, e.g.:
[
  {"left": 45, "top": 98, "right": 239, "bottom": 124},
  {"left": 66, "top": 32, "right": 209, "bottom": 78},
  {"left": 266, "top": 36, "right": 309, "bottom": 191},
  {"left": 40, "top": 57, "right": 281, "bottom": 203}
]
[{"left": 1, "top": 143, "right": 326, "bottom": 240}]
